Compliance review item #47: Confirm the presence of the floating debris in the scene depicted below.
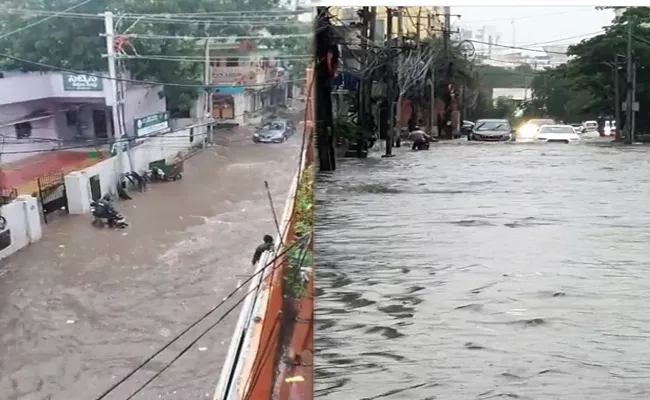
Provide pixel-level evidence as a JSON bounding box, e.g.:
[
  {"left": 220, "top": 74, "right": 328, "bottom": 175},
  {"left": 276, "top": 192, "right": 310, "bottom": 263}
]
[{"left": 285, "top": 375, "right": 304, "bottom": 383}]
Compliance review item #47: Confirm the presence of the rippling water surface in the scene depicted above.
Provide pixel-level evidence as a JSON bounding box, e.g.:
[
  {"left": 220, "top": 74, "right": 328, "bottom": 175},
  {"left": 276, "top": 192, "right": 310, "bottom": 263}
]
[{"left": 315, "top": 140, "right": 650, "bottom": 400}]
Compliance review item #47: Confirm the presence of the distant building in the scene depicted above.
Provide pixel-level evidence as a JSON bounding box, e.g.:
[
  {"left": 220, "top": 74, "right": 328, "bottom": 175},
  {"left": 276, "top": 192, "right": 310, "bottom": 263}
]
[
  {"left": 492, "top": 87, "right": 532, "bottom": 107},
  {"left": 329, "top": 6, "right": 445, "bottom": 41}
]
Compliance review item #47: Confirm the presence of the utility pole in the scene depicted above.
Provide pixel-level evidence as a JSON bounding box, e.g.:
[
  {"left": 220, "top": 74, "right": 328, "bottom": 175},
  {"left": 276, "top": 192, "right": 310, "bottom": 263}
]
[
  {"left": 632, "top": 61, "right": 637, "bottom": 140},
  {"left": 394, "top": 7, "right": 404, "bottom": 147},
  {"left": 625, "top": 20, "right": 634, "bottom": 144},
  {"left": 103, "top": 12, "right": 124, "bottom": 189},
  {"left": 383, "top": 8, "right": 395, "bottom": 158},
  {"left": 367, "top": 7, "right": 376, "bottom": 137},
  {"left": 443, "top": 9, "right": 451, "bottom": 138},
  {"left": 357, "top": 6, "right": 370, "bottom": 158},
  {"left": 204, "top": 23, "right": 213, "bottom": 145},
  {"left": 315, "top": 7, "right": 336, "bottom": 171},
  {"left": 614, "top": 60, "right": 622, "bottom": 142},
  {"left": 427, "top": 13, "right": 435, "bottom": 136},
  {"left": 438, "top": 7, "right": 461, "bottom": 140},
  {"left": 443, "top": 6, "right": 451, "bottom": 58}
]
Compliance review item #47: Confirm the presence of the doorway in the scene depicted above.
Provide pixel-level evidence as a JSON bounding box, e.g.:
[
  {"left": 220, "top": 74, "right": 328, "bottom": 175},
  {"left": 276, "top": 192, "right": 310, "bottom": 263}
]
[{"left": 93, "top": 109, "right": 108, "bottom": 138}]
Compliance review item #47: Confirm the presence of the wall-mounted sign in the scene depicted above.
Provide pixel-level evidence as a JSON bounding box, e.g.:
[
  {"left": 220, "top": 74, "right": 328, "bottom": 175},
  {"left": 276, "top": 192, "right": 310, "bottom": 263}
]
[
  {"left": 134, "top": 112, "right": 169, "bottom": 137},
  {"left": 62, "top": 73, "right": 103, "bottom": 91}
]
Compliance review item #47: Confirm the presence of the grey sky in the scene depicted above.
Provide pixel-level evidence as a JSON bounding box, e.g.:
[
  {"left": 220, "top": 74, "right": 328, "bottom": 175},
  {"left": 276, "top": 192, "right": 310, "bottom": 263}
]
[{"left": 452, "top": 6, "right": 616, "bottom": 48}]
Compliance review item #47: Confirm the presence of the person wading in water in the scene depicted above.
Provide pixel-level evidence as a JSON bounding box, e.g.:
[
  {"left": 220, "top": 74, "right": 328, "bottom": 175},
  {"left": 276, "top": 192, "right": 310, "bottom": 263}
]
[
  {"left": 252, "top": 235, "right": 275, "bottom": 265},
  {"left": 408, "top": 126, "right": 434, "bottom": 150}
]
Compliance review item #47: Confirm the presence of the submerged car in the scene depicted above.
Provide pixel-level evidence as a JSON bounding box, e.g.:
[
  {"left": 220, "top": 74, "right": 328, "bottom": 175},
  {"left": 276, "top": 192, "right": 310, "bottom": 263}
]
[
  {"left": 468, "top": 119, "right": 514, "bottom": 141},
  {"left": 535, "top": 125, "right": 580, "bottom": 143},
  {"left": 253, "top": 119, "right": 295, "bottom": 143},
  {"left": 460, "top": 120, "right": 475, "bottom": 136},
  {"left": 517, "top": 118, "right": 557, "bottom": 140}
]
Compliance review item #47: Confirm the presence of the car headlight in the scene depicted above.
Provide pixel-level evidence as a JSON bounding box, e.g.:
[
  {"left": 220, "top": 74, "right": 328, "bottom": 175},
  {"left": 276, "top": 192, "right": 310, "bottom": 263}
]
[
  {"left": 519, "top": 124, "right": 537, "bottom": 137},
  {"left": 253, "top": 133, "right": 259, "bottom": 137}
]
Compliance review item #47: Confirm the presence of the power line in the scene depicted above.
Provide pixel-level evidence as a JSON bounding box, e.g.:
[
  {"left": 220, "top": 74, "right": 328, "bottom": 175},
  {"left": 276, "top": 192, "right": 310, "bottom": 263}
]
[
  {"left": 0, "top": 51, "right": 304, "bottom": 89},
  {"left": 119, "top": 32, "right": 314, "bottom": 40},
  {"left": 470, "top": 39, "right": 568, "bottom": 55},
  {"left": 123, "top": 80, "right": 315, "bottom": 400},
  {"left": 520, "top": 30, "right": 604, "bottom": 47},
  {"left": 0, "top": 0, "right": 95, "bottom": 40},
  {"left": 115, "top": 54, "right": 313, "bottom": 62},
  {"left": 457, "top": 9, "right": 586, "bottom": 25},
  {"left": 92, "top": 234, "right": 310, "bottom": 400}
]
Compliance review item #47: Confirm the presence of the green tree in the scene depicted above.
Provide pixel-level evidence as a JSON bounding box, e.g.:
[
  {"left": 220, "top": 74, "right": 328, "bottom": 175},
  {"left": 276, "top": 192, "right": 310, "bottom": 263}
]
[
  {"left": 0, "top": 0, "right": 300, "bottom": 117},
  {"left": 523, "top": 65, "right": 594, "bottom": 122},
  {"left": 558, "top": 6, "right": 650, "bottom": 133}
]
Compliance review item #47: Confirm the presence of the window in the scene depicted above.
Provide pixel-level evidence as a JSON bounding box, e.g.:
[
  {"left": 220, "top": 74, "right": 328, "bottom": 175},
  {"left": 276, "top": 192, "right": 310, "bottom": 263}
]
[
  {"left": 65, "top": 109, "right": 79, "bottom": 125},
  {"left": 15, "top": 122, "right": 32, "bottom": 139},
  {"left": 226, "top": 57, "right": 239, "bottom": 67}
]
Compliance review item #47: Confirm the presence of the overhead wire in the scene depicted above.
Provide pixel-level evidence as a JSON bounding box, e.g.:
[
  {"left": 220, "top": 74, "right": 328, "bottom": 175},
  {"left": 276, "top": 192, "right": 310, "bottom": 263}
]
[
  {"left": 92, "top": 233, "right": 312, "bottom": 400},
  {"left": 114, "top": 54, "right": 313, "bottom": 62},
  {"left": 469, "top": 39, "right": 568, "bottom": 55},
  {"left": 120, "top": 32, "right": 315, "bottom": 41},
  {"left": 0, "top": 0, "right": 95, "bottom": 40},
  {"left": 0, "top": 51, "right": 305, "bottom": 89},
  {"left": 121, "top": 68, "right": 316, "bottom": 400}
]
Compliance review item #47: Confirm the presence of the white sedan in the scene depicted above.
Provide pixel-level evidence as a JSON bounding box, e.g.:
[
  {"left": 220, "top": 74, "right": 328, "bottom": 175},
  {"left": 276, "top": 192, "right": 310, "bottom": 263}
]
[{"left": 535, "top": 125, "right": 581, "bottom": 143}]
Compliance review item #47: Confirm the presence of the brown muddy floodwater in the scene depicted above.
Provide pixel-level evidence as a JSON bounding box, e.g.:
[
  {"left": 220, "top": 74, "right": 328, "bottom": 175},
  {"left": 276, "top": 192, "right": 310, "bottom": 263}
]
[
  {"left": 316, "top": 138, "right": 650, "bottom": 400},
  {"left": 0, "top": 125, "right": 302, "bottom": 400}
]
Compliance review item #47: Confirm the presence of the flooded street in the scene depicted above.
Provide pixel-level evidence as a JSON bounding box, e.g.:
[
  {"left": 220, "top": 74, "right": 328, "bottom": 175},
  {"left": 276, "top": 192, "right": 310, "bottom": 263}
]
[
  {"left": 0, "top": 126, "right": 302, "bottom": 400},
  {"left": 315, "top": 140, "right": 650, "bottom": 400}
]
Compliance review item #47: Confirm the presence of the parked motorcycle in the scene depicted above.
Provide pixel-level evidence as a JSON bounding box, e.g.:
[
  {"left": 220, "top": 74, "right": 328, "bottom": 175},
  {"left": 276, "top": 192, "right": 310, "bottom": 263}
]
[{"left": 90, "top": 197, "right": 128, "bottom": 229}]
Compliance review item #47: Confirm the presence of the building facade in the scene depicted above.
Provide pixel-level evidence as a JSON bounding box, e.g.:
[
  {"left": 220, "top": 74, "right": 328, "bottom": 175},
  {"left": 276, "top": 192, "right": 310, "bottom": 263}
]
[
  {"left": 206, "top": 38, "right": 290, "bottom": 125},
  {"left": 330, "top": 6, "right": 445, "bottom": 41},
  {"left": 0, "top": 71, "right": 165, "bottom": 164}
]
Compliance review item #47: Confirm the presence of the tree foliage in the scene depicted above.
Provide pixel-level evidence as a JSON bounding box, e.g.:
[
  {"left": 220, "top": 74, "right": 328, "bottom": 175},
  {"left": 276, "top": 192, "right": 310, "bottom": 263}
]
[
  {"left": 0, "top": 0, "right": 306, "bottom": 117},
  {"left": 521, "top": 6, "right": 650, "bottom": 132}
]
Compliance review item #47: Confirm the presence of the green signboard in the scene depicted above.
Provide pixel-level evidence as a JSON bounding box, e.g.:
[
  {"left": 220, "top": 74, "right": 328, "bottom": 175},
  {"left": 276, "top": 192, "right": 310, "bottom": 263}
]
[
  {"left": 134, "top": 112, "right": 170, "bottom": 137},
  {"left": 62, "top": 73, "right": 103, "bottom": 91}
]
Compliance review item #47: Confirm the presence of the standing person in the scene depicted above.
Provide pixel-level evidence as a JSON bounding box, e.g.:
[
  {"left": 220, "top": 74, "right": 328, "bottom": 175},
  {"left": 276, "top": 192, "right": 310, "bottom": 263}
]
[{"left": 252, "top": 235, "right": 275, "bottom": 265}]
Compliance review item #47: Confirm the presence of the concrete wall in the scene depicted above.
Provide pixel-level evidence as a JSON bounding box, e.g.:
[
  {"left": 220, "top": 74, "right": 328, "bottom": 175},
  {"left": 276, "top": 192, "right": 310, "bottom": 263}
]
[
  {"left": 0, "top": 196, "right": 43, "bottom": 260},
  {"left": 65, "top": 124, "right": 207, "bottom": 214},
  {"left": 123, "top": 85, "right": 167, "bottom": 137}
]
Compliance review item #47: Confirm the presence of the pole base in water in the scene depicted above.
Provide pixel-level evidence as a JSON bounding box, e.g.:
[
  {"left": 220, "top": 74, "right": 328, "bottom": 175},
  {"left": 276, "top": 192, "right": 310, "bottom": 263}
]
[{"left": 381, "top": 154, "right": 395, "bottom": 158}]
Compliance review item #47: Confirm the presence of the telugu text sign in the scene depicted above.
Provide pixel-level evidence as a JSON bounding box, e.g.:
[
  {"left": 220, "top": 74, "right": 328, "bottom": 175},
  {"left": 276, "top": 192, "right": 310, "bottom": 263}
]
[{"left": 62, "top": 73, "right": 103, "bottom": 91}]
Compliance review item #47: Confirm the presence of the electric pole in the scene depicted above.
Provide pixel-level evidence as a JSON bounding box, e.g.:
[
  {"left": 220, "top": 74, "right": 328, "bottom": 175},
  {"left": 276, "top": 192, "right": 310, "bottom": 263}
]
[
  {"left": 632, "top": 61, "right": 637, "bottom": 140},
  {"left": 357, "top": 6, "right": 370, "bottom": 158},
  {"left": 625, "top": 20, "right": 634, "bottom": 144},
  {"left": 103, "top": 11, "right": 124, "bottom": 188},
  {"left": 315, "top": 7, "right": 336, "bottom": 171},
  {"left": 383, "top": 8, "right": 395, "bottom": 158},
  {"left": 394, "top": 7, "right": 403, "bottom": 148},
  {"left": 614, "top": 59, "right": 622, "bottom": 142},
  {"left": 436, "top": 7, "right": 461, "bottom": 140},
  {"left": 427, "top": 13, "right": 435, "bottom": 136},
  {"left": 204, "top": 23, "right": 213, "bottom": 145}
]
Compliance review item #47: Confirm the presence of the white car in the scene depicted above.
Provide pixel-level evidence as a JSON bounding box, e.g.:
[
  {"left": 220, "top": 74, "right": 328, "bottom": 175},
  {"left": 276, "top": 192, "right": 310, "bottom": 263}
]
[
  {"left": 535, "top": 125, "right": 580, "bottom": 143},
  {"left": 583, "top": 120, "right": 598, "bottom": 132}
]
